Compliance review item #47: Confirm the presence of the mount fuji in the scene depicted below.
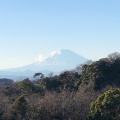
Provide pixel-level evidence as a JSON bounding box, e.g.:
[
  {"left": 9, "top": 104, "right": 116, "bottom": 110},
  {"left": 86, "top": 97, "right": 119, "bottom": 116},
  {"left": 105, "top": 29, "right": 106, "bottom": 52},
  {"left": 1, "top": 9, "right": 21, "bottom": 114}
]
[{"left": 0, "top": 49, "right": 88, "bottom": 80}]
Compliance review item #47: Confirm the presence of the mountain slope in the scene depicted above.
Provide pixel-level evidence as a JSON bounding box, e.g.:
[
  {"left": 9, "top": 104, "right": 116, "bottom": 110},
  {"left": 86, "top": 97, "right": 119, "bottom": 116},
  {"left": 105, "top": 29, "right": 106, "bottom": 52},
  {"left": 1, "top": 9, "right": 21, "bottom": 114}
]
[{"left": 4, "top": 49, "right": 88, "bottom": 72}]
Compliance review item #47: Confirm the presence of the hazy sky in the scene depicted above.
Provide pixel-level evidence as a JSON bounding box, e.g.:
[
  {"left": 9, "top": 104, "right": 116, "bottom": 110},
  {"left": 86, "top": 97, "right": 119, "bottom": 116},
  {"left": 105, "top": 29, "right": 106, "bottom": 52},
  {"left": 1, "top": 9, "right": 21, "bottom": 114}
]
[{"left": 0, "top": 0, "right": 120, "bottom": 69}]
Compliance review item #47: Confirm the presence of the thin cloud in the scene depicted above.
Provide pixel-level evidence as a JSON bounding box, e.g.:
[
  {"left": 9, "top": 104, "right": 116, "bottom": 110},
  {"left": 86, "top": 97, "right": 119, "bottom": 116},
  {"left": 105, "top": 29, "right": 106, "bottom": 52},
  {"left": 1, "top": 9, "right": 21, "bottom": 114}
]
[
  {"left": 35, "top": 54, "right": 46, "bottom": 62},
  {"left": 35, "top": 50, "right": 61, "bottom": 62}
]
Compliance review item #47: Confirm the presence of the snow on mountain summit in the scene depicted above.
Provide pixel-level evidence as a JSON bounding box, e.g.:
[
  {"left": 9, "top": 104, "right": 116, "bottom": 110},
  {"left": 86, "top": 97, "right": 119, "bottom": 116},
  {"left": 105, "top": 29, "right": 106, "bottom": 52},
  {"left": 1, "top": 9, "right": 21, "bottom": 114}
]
[
  {"left": 4, "top": 49, "right": 88, "bottom": 72},
  {"left": 32, "top": 49, "right": 88, "bottom": 71}
]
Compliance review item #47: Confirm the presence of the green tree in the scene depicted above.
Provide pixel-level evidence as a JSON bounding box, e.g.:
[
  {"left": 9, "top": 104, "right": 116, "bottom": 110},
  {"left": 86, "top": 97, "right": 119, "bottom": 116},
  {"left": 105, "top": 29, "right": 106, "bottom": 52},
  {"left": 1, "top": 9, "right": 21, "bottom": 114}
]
[
  {"left": 2, "top": 95, "right": 28, "bottom": 120},
  {"left": 11, "top": 95, "right": 27, "bottom": 117},
  {"left": 18, "top": 78, "right": 38, "bottom": 93},
  {"left": 88, "top": 88, "right": 120, "bottom": 120},
  {"left": 33, "top": 73, "right": 44, "bottom": 80}
]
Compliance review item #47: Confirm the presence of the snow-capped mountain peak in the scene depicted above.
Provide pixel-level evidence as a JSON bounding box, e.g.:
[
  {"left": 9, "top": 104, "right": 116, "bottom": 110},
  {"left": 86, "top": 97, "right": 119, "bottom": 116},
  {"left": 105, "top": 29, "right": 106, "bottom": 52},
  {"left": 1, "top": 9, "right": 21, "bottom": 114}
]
[
  {"left": 49, "top": 50, "right": 61, "bottom": 58},
  {"left": 3, "top": 49, "right": 88, "bottom": 72}
]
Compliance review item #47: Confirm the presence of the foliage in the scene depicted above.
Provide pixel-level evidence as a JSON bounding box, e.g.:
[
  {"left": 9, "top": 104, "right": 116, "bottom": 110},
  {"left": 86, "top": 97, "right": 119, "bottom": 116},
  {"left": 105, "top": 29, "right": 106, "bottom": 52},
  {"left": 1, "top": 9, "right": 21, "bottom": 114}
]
[
  {"left": 11, "top": 95, "right": 27, "bottom": 116},
  {"left": 108, "top": 52, "right": 120, "bottom": 62},
  {"left": 18, "top": 78, "right": 41, "bottom": 93},
  {"left": 39, "top": 77, "right": 62, "bottom": 91},
  {"left": 38, "top": 71, "right": 81, "bottom": 91},
  {"left": 80, "top": 57, "right": 120, "bottom": 90},
  {"left": 88, "top": 88, "right": 120, "bottom": 120},
  {"left": 1, "top": 94, "right": 28, "bottom": 120},
  {"left": 0, "top": 78, "right": 14, "bottom": 84},
  {"left": 33, "top": 73, "right": 44, "bottom": 80}
]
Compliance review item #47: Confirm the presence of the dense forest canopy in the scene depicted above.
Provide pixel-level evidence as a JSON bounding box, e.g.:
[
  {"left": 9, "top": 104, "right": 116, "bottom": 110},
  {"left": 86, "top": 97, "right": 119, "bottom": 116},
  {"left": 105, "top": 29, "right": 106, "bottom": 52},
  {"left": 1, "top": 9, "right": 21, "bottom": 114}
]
[{"left": 0, "top": 78, "right": 14, "bottom": 84}]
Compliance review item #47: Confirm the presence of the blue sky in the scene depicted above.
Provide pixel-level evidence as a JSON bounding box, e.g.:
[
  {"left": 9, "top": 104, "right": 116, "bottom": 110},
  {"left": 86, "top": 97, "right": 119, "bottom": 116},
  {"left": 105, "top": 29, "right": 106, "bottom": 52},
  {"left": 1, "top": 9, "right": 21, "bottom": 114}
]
[{"left": 0, "top": 0, "right": 120, "bottom": 68}]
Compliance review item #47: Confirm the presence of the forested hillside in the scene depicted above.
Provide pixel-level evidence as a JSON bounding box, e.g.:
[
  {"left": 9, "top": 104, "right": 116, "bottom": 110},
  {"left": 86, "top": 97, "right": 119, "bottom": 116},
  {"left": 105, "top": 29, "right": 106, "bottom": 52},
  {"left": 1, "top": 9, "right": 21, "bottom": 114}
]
[{"left": 0, "top": 53, "right": 120, "bottom": 120}]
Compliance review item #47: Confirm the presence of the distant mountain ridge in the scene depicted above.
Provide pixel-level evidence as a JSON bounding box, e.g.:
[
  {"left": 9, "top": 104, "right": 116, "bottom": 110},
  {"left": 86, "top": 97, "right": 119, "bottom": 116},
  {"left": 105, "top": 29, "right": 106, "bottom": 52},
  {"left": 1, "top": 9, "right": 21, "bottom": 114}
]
[
  {"left": 0, "top": 49, "right": 88, "bottom": 80},
  {"left": 4, "top": 49, "right": 88, "bottom": 72}
]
